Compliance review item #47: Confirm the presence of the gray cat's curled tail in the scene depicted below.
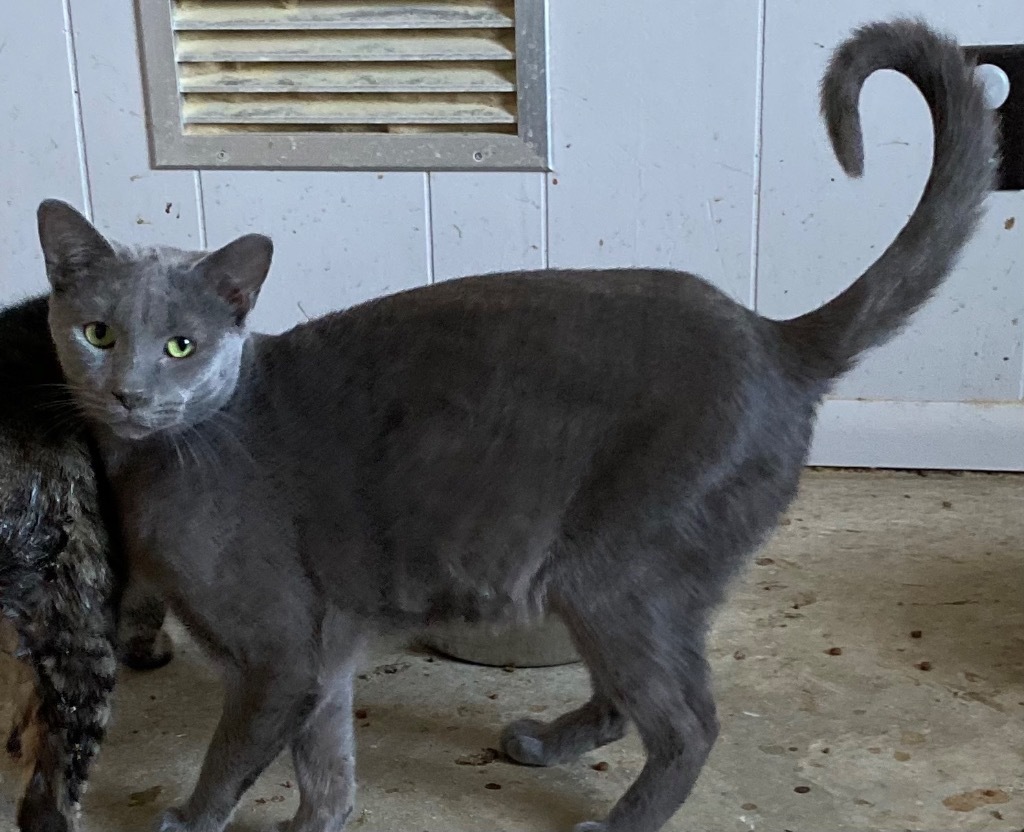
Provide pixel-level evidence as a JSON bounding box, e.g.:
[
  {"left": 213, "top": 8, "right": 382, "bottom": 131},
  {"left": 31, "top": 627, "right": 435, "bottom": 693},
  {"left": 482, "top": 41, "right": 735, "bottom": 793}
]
[{"left": 780, "top": 18, "right": 999, "bottom": 380}]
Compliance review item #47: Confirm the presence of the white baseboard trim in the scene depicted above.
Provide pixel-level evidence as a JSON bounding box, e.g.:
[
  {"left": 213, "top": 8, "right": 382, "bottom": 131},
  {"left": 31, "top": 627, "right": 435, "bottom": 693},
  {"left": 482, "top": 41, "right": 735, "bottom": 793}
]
[{"left": 808, "top": 399, "right": 1024, "bottom": 471}]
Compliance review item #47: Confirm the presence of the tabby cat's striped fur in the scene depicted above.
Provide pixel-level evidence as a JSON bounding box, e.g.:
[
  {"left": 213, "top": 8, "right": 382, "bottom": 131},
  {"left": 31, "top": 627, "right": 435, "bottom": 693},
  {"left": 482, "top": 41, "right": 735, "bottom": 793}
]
[{"left": 1, "top": 295, "right": 172, "bottom": 832}]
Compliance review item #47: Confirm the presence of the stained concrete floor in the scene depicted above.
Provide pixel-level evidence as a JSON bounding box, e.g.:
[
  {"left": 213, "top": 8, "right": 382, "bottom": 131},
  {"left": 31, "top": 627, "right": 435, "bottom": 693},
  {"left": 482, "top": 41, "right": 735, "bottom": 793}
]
[{"left": 1, "top": 469, "right": 1023, "bottom": 832}]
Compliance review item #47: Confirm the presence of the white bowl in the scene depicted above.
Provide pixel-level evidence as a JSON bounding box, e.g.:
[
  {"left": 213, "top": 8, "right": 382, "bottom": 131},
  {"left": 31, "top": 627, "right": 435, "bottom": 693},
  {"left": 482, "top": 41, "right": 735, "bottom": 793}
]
[{"left": 422, "top": 617, "right": 581, "bottom": 667}]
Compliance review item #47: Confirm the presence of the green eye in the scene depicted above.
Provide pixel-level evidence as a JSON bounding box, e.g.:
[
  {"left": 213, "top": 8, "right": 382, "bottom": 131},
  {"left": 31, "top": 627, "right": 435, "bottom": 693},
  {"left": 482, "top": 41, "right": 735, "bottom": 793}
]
[
  {"left": 165, "top": 336, "right": 196, "bottom": 359},
  {"left": 83, "top": 322, "right": 116, "bottom": 349}
]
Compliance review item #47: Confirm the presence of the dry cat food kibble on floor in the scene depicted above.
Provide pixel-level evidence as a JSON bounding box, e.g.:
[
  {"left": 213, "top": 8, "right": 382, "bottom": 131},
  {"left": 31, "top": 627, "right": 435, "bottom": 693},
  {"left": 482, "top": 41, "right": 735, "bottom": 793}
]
[
  {"left": 454, "top": 749, "right": 498, "bottom": 767},
  {"left": 942, "top": 789, "right": 1010, "bottom": 812}
]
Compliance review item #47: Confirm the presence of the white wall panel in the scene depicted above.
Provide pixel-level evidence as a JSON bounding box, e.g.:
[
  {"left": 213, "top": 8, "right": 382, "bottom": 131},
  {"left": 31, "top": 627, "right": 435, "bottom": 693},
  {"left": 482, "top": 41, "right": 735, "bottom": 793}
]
[
  {"left": 68, "top": 0, "right": 201, "bottom": 246},
  {"left": 545, "top": 0, "right": 762, "bottom": 305},
  {"left": 757, "top": 0, "right": 1024, "bottom": 401},
  {"left": 202, "top": 172, "right": 429, "bottom": 334},
  {"left": 2, "top": 0, "right": 1022, "bottom": 469},
  {"left": 810, "top": 400, "right": 1024, "bottom": 471},
  {"left": 0, "top": 2, "right": 84, "bottom": 302},
  {"left": 429, "top": 172, "right": 545, "bottom": 281}
]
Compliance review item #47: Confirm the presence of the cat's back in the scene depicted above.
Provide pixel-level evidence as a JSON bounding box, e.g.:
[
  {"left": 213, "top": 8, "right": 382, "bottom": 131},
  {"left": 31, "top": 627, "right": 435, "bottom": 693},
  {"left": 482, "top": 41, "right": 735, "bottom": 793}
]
[
  {"left": 251, "top": 267, "right": 788, "bottom": 496},
  {"left": 274, "top": 267, "right": 767, "bottom": 404},
  {"left": 309, "top": 267, "right": 751, "bottom": 337}
]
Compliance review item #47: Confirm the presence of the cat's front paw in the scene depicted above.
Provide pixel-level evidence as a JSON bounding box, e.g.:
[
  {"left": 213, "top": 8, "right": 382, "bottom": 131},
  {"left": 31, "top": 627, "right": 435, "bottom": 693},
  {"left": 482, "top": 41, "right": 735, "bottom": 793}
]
[
  {"left": 499, "top": 719, "right": 550, "bottom": 766},
  {"left": 154, "top": 806, "right": 227, "bottom": 832},
  {"left": 573, "top": 822, "right": 608, "bottom": 832},
  {"left": 121, "top": 629, "right": 175, "bottom": 671},
  {"left": 155, "top": 807, "right": 189, "bottom": 832}
]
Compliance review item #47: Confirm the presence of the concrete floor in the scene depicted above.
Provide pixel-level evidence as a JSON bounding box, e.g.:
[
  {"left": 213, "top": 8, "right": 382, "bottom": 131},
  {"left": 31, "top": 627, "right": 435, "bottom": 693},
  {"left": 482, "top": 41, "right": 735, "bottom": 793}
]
[{"left": 1, "top": 469, "right": 1022, "bottom": 831}]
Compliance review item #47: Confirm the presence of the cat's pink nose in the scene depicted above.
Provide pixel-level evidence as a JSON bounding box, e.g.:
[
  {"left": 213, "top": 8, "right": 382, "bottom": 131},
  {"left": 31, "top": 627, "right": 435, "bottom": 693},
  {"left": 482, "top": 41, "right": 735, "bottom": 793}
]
[{"left": 112, "top": 390, "right": 149, "bottom": 411}]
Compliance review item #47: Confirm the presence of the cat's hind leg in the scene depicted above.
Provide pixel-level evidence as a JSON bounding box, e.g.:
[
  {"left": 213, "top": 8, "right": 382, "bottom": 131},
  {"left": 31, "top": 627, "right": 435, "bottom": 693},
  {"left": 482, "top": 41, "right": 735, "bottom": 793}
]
[
  {"left": 500, "top": 665, "right": 627, "bottom": 766},
  {"left": 532, "top": 395, "right": 783, "bottom": 832},
  {"left": 553, "top": 573, "right": 720, "bottom": 832}
]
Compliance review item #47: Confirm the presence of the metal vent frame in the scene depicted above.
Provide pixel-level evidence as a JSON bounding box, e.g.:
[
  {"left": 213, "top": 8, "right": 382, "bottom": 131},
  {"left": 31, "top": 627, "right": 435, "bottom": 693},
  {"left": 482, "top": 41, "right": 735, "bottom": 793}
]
[{"left": 135, "top": 0, "right": 549, "bottom": 171}]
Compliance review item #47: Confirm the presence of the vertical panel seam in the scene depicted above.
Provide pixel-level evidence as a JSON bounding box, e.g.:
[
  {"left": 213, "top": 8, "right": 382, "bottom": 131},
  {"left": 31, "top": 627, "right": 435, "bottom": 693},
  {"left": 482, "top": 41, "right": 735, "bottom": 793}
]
[
  {"left": 541, "top": 0, "right": 552, "bottom": 269},
  {"left": 194, "top": 171, "right": 208, "bottom": 249},
  {"left": 748, "top": 0, "right": 768, "bottom": 311},
  {"left": 424, "top": 172, "right": 436, "bottom": 285},
  {"left": 541, "top": 172, "right": 550, "bottom": 269},
  {"left": 61, "top": 0, "right": 94, "bottom": 220},
  {"left": 1018, "top": 328, "right": 1024, "bottom": 400}
]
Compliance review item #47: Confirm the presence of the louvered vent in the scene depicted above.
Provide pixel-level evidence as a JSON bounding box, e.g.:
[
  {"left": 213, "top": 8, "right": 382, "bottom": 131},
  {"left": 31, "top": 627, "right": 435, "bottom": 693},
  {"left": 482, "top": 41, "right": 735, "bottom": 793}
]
[
  {"left": 173, "top": 0, "right": 517, "bottom": 135},
  {"left": 138, "top": 0, "right": 548, "bottom": 170}
]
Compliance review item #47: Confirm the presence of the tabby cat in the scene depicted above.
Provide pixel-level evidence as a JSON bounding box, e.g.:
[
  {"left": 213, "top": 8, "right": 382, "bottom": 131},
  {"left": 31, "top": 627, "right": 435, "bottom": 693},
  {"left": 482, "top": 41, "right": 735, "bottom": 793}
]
[{"left": 1, "top": 295, "right": 172, "bottom": 832}]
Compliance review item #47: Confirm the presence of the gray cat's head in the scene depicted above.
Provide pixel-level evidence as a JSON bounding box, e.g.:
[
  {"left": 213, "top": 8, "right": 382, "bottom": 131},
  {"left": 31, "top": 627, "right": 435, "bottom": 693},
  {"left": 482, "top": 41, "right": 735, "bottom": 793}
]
[{"left": 37, "top": 199, "right": 273, "bottom": 440}]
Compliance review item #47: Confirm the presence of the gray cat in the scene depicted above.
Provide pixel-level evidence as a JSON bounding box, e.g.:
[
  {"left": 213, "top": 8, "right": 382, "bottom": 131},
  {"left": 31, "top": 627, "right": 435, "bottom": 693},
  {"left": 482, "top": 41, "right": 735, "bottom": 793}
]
[{"left": 35, "top": 19, "right": 995, "bottom": 832}]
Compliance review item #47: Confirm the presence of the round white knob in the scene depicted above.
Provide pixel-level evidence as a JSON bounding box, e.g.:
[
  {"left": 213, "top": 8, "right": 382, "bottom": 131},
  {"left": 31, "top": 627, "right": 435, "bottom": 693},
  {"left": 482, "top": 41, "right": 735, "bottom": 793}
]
[{"left": 975, "top": 63, "right": 1011, "bottom": 110}]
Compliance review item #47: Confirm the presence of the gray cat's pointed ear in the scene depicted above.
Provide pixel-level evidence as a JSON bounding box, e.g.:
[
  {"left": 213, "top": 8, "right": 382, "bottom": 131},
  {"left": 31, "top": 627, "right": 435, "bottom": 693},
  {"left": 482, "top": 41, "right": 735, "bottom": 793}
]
[
  {"left": 37, "top": 199, "right": 115, "bottom": 291},
  {"left": 197, "top": 234, "right": 273, "bottom": 324}
]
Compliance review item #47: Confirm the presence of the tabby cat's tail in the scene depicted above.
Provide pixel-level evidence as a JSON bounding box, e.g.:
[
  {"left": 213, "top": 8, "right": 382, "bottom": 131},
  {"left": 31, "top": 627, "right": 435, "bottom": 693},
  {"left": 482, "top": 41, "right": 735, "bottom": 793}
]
[{"left": 778, "top": 18, "right": 998, "bottom": 381}]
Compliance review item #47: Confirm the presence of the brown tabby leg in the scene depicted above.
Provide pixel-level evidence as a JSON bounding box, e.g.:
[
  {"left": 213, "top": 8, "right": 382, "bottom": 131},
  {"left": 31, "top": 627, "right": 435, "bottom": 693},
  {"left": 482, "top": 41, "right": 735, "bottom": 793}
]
[
  {"left": 18, "top": 730, "right": 73, "bottom": 832},
  {"left": 7, "top": 687, "right": 72, "bottom": 832},
  {"left": 2, "top": 482, "right": 121, "bottom": 832},
  {"left": 18, "top": 629, "right": 118, "bottom": 832}
]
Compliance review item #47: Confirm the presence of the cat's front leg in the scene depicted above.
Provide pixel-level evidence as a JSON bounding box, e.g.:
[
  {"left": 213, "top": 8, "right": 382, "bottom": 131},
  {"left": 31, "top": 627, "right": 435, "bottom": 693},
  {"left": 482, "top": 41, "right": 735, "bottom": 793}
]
[
  {"left": 116, "top": 575, "right": 173, "bottom": 671},
  {"left": 287, "top": 676, "right": 359, "bottom": 830},
  {"left": 285, "top": 612, "right": 366, "bottom": 832},
  {"left": 156, "top": 661, "right": 317, "bottom": 832}
]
